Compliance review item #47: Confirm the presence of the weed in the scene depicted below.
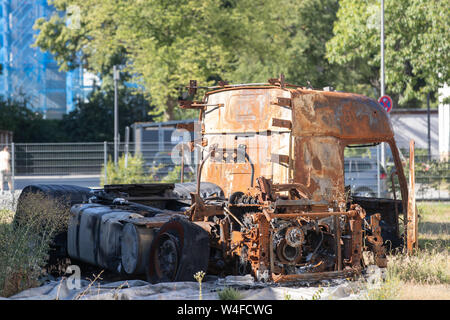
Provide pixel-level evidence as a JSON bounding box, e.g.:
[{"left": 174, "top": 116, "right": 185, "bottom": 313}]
[
  {"left": 194, "top": 271, "right": 206, "bottom": 300},
  {"left": 311, "top": 287, "right": 324, "bottom": 300},
  {"left": 100, "top": 153, "right": 163, "bottom": 186},
  {"left": 387, "top": 248, "right": 449, "bottom": 285},
  {"left": 73, "top": 270, "right": 104, "bottom": 300},
  {"left": 283, "top": 291, "right": 292, "bottom": 300},
  {"left": 365, "top": 276, "right": 400, "bottom": 300},
  {"left": 217, "top": 287, "right": 243, "bottom": 300},
  {"left": 0, "top": 192, "right": 70, "bottom": 297}
]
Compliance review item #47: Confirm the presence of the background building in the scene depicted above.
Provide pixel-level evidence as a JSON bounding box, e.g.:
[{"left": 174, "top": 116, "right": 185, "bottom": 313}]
[{"left": 0, "top": 0, "right": 93, "bottom": 119}]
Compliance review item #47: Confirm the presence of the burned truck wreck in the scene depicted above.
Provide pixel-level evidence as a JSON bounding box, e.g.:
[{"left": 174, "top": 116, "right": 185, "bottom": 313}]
[{"left": 16, "top": 76, "right": 418, "bottom": 283}]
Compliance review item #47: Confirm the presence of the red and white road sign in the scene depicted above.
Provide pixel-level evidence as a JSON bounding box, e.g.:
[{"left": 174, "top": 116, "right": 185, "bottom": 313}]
[{"left": 378, "top": 95, "right": 393, "bottom": 113}]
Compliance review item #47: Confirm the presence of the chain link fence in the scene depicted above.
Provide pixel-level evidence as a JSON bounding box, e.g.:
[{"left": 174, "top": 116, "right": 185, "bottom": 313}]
[
  {"left": 344, "top": 145, "right": 449, "bottom": 201},
  {"left": 0, "top": 141, "right": 196, "bottom": 191}
]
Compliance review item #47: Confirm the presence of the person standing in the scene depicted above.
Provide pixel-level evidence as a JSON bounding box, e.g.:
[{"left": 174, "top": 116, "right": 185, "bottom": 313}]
[{"left": 0, "top": 145, "right": 12, "bottom": 193}]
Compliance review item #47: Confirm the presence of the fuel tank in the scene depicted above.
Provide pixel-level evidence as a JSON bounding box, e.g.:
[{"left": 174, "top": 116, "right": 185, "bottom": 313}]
[
  {"left": 121, "top": 222, "right": 156, "bottom": 275},
  {"left": 67, "top": 203, "right": 138, "bottom": 273}
]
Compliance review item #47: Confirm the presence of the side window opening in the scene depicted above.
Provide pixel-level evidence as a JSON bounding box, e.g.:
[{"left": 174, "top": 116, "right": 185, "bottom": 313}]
[{"left": 344, "top": 144, "right": 400, "bottom": 200}]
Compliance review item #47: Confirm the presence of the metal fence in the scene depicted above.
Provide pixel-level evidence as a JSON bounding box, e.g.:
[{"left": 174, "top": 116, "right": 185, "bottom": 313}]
[
  {"left": 7, "top": 141, "right": 187, "bottom": 176},
  {"left": 1, "top": 142, "right": 449, "bottom": 200},
  {"left": 344, "top": 145, "right": 450, "bottom": 201}
]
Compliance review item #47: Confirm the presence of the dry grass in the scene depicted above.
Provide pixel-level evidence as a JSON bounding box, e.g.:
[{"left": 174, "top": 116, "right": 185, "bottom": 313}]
[
  {"left": 396, "top": 284, "right": 450, "bottom": 300},
  {"left": 0, "top": 192, "right": 70, "bottom": 297},
  {"left": 417, "top": 202, "right": 449, "bottom": 251},
  {"left": 366, "top": 202, "right": 450, "bottom": 300}
]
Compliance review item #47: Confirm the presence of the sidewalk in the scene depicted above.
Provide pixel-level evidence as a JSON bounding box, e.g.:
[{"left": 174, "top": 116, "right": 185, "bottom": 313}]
[{"left": 11, "top": 175, "right": 100, "bottom": 190}]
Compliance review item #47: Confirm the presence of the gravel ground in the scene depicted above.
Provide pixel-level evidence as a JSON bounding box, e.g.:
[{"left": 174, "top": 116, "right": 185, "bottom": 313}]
[{"left": 0, "top": 190, "right": 21, "bottom": 212}]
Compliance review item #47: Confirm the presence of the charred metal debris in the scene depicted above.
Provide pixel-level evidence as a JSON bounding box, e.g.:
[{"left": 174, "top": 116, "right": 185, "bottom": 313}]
[{"left": 16, "top": 75, "right": 418, "bottom": 284}]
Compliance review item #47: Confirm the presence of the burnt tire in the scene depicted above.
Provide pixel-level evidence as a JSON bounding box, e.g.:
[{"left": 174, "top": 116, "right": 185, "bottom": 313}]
[
  {"left": 147, "top": 217, "right": 210, "bottom": 284},
  {"left": 14, "top": 184, "right": 92, "bottom": 226}
]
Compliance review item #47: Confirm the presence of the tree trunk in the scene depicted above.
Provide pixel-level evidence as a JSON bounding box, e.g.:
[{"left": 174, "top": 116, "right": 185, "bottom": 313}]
[{"left": 164, "top": 97, "right": 177, "bottom": 121}]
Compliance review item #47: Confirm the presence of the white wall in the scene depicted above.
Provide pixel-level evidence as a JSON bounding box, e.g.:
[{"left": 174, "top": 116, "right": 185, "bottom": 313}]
[{"left": 390, "top": 112, "right": 439, "bottom": 156}]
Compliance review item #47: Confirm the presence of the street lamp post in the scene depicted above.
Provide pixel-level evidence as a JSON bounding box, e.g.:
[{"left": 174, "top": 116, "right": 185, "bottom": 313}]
[
  {"left": 113, "top": 65, "right": 120, "bottom": 166},
  {"left": 379, "top": 0, "right": 386, "bottom": 197}
]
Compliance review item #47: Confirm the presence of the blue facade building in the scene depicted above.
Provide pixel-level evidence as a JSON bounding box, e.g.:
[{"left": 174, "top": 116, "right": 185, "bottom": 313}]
[{"left": 0, "top": 1, "right": 91, "bottom": 119}]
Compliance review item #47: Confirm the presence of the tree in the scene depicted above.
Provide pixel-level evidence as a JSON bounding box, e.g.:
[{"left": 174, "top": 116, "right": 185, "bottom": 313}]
[
  {"left": 326, "top": 0, "right": 449, "bottom": 107},
  {"left": 61, "top": 86, "right": 154, "bottom": 142},
  {"left": 0, "top": 86, "right": 153, "bottom": 143},
  {"left": 225, "top": 0, "right": 340, "bottom": 89},
  {"left": 35, "top": 0, "right": 237, "bottom": 121},
  {"left": 0, "top": 97, "right": 65, "bottom": 142},
  {"left": 34, "top": 0, "right": 341, "bottom": 120}
]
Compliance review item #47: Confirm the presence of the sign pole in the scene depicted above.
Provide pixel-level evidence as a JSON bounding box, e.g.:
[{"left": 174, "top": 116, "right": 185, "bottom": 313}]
[{"left": 381, "top": 0, "right": 385, "bottom": 98}]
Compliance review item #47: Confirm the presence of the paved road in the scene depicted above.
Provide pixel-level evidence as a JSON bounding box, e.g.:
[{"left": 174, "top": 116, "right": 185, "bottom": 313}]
[{"left": 10, "top": 175, "right": 101, "bottom": 191}]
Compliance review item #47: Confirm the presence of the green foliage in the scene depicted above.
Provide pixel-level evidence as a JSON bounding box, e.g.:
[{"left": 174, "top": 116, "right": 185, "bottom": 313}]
[
  {"left": 400, "top": 156, "right": 450, "bottom": 194},
  {"left": 0, "top": 97, "right": 65, "bottom": 142},
  {"left": 344, "top": 146, "right": 374, "bottom": 159},
  {"left": 0, "top": 193, "right": 70, "bottom": 297},
  {"left": 61, "top": 87, "right": 154, "bottom": 142},
  {"left": 101, "top": 153, "right": 156, "bottom": 186},
  {"left": 32, "top": 0, "right": 448, "bottom": 123},
  {"left": 160, "top": 165, "right": 195, "bottom": 183},
  {"left": 34, "top": 0, "right": 341, "bottom": 121},
  {"left": 217, "top": 287, "right": 243, "bottom": 300},
  {"left": 221, "top": 0, "right": 341, "bottom": 89},
  {"left": 0, "top": 84, "right": 153, "bottom": 143},
  {"left": 326, "top": 0, "right": 449, "bottom": 107},
  {"left": 100, "top": 153, "right": 195, "bottom": 186}
]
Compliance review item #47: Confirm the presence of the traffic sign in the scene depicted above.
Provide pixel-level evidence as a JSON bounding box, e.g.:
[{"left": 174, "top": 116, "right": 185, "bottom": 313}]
[{"left": 378, "top": 95, "right": 393, "bottom": 113}]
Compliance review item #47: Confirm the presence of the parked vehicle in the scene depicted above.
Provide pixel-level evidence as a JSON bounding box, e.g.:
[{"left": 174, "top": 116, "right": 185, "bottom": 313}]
[{"left": 345, "top": 157, "right": 389, "bottom": 198}]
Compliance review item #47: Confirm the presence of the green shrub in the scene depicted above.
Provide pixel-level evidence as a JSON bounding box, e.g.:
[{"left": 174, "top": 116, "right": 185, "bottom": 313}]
[
  {"left": 101, "top": 153, "right": 195, "bottom": 186},
  {"left": 100, "top": 153, "right": 160, "bottom": 186},
  {"left": 161, "top": 165, "right": 195, "bottom": 183},
  {"left": 0, "top": 192, "right": 70, "bottom": 297},
  {"left": 217, "top": 287, "right": 243, "bottom": 300}
]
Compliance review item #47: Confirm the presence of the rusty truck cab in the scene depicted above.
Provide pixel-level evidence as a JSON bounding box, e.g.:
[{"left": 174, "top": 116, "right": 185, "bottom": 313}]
[
  {"left": 180, "top": 77, "right": 414, "bottom": 282},
  {"left": 201, "top": 85, "right": 409, "bottom": 204}
]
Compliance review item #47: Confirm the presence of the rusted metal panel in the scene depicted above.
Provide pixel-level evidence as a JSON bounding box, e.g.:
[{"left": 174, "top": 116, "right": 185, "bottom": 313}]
[
  {"left": 293, "top": 136, "right": 345, "bottom": 203},
  {"left": 204, "top": 88, "right": 291, "bottom": 134},
  {"left": 407, "top": 139, "right": 418, "bottom": 253},
  {"left": 202, "top": 88, "right": 292, "bottom": 197},
  {"left": 201, "top": 131, "right": 290, "bottom": 197},
  {"left": 202, "top": 87, "right": 399, "bottom": 201},
  {"left": 290, "top": 89, "right": 394, "bottom": 141}
]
